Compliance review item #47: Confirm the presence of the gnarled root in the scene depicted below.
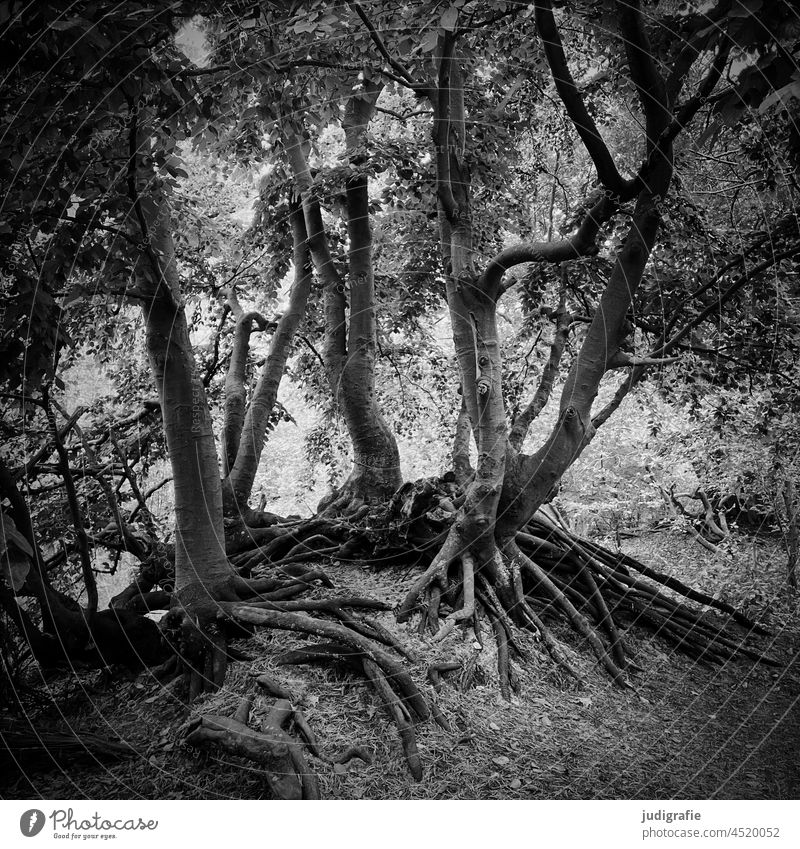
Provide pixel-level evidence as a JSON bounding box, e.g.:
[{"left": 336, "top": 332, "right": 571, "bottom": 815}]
[
  {"left": 361, "top": 657, "right": 423, "bottom": 780},
  {"left": 433, "top": 553, "right": 475, "bottom": 642},
  {"left": 184, "top": 685, "right": 320, "bottom": 799},
  {"left": 397, "top": 530, "right": 460, "bottom": 623},
  {"left": 251, "top": 609, "right": 431, "bottom": 779},
  {"left": 231, "top": 606, "right": 429, "bottom": 722},
  {"left": 390, "top": 477, "right": 777, "bottom": 693}
]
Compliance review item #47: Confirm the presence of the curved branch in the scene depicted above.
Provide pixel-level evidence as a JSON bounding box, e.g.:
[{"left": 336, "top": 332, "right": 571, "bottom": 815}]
[
  {"left": 509, "top": 272, "right": 571, "bottom": 450},
  {"left": 484, "top": 194, "right": 616, "bottom": 295},
  {"left": 223, "top": 310, "right": 268, "bottom": 476},
  {"left": 41, "top": 388, "right": 97, "bottom": 615},
  {"left": 226, "top": 201, "right": 314, "bottom": 511},
  {"left": 534, "top": 0, "right": 634, "bottom": 198},
  {"left": 615, "top": 0, "right": 669, "bottom": 142}
]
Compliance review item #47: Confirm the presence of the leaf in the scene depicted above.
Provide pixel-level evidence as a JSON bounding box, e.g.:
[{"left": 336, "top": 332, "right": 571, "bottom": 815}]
[
  {"left": 164, "top": 155, "right": 188, "bottom": 179},
  {"left": 1, "top": 549, "right": 30, "bottom": 592},
  {"left": 440, "top": 6, "right": 459, "bottom": 32},
  {"left": 0, "top": 513, "right": 34, "bottom": 558},
  {"left": 420, "top": 30, "right": 439, "bottom": 53},
  {"left": 50, "top": 19, "right": 85, "bottom": 31},
  {"left": 492, "top": 755, "right": 510, "bottom": 766},
  {"left": 0, "top": 514, "right": 33, "bottom": 591}
]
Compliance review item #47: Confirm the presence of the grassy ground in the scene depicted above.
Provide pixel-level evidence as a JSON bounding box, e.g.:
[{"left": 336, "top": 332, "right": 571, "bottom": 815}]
[{"left": 3, "top": 527, "right": 798, "bottom": 801}]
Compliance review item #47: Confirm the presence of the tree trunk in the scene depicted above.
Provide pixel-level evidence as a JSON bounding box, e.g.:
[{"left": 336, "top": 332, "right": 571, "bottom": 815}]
[
  {"left": 222, "top": 310, "right": 266, "bottom": 477},
  {"left": 283, "top": 87, "right": 402, "bottom": 514},
  {"left": 452, "top": 395, "right": 474, "bottom": 486},
  {"left": 0, "top": 456, "right": 82, "bottom": 642},
  {"left": 401, "top": 14, "right": 679, "bottom": 672},
  {"left": 222, "top": 199, "right": 314, "bottom": 518},
  {"left": 496, "top": 176, "right": 671, "bottom": 541},
  {"left": 330, "top": 84, "right": 402, "bottom": 510},
  {"left": 138, "top": 194, "right": 233, "bottom": 606}
]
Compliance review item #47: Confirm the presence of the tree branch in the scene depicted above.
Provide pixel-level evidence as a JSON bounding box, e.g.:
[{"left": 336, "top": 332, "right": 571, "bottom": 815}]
[
  {"left": 534, "top": 0, "right": 634, "bottom": 198},
  {"left": 484, "top": 194, "right": 617, "bottom": 295},
  {"left": 615, "top": 0, "right": 669, "bottom": 143},
  {"left": 658, "top": 39, "right": 731, "bottom": 148},
  {"left": 606, "top": 352, "right": 679, "bottom": 369},
  {"left": 282, "top": 125, "right": 346, "bottom": 388},
  {"left": 350, "top": 2, "right": 421, "bottom": 89},
  {"left": 41, "top": 387, "right": 97, "bottom": 615},
  {"left": 223, "top": 310, "right": 269, "bottom": 476},
  {"left": 654, "top": 244, "right": 800, "bottom": 360},
  {"left": 509, "top": 270, "right": 571, "bottom": 450},
  {"left": 433, "top": 34, "right": 458, "bottom": 223},
  {"left": 455, "top": 6, "right": 522, "bottom": 37},
  {"left": 592, "top": 243, "right": 800, "bottom": 431}
]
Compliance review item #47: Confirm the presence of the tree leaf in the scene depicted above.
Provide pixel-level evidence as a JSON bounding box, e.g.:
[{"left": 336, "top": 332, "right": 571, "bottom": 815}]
[
  {"left": 0, "top": 513, "right": 33, "bottom": 558},
  {"left": 440, "top": 6, "right": 459, "bottom": 32},
  {"left": 420, "top": 30, "right": 438, "bottom": 53},
  {"left": 1, "top": 514, "right": 32, "bottom": 591}
]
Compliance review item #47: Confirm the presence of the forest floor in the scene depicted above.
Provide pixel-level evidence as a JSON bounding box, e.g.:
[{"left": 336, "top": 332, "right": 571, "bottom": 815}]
[{"left": 3, "top": 527, "right": 799, "bottom": 800}]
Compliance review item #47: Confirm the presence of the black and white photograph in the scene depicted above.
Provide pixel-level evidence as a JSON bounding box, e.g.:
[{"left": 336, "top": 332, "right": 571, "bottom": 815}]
[{"left": 1, "top": 0, "right": 799, "bottom": 834}]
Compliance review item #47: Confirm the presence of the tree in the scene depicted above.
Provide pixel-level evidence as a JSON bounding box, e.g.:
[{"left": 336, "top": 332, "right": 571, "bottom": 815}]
[{"left": 1, "top": 0, "right": 795, "bottom": 791}]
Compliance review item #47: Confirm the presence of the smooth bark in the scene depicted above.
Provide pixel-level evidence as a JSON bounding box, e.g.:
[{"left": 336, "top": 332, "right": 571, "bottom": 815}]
[
  {"left": 223, "top": 200, "right": 314, "bottom": 516},
  {"left": 138, "top": 193, "right": 232, "bottom": 601},
  {"left": 283, "top": 86, "right": 402, "bottom": 510}
]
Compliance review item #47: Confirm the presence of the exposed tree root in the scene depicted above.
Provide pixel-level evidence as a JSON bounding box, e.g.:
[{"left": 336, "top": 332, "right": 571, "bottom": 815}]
[
  {"left": 427, "top": 661, "right": 461, "bottom": 692},
  {"left": 99, "top": 475, "right": 779, "bottom": 791},
  {"left": 186, "top": 580, "right": 431, "bottom": 780},
  {"left": 433, "top": 553, "right": 475, "bottom": 642},
  {"left": 210, "top": 478, "right": 776, "bottom": 697},
  {"left": 228, "top": 606, "right": 429, "bottom": 721},
  {"left": 382, "top": 478, "right": 778, "bottom": 688},
  {"left": 273, "top": 638, "right": 428, "bottom": 780},
  {"left": 183, "top": 684, "right": 321, "bottom": 799},
  {"left": 361, "top": 657, "right": 423, "bottom": 780}
]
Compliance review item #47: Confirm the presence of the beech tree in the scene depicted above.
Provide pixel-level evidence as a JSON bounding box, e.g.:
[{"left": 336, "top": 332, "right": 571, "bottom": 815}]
[{"left": 2, "top": 0, "right": 797, "bottom": 792}]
